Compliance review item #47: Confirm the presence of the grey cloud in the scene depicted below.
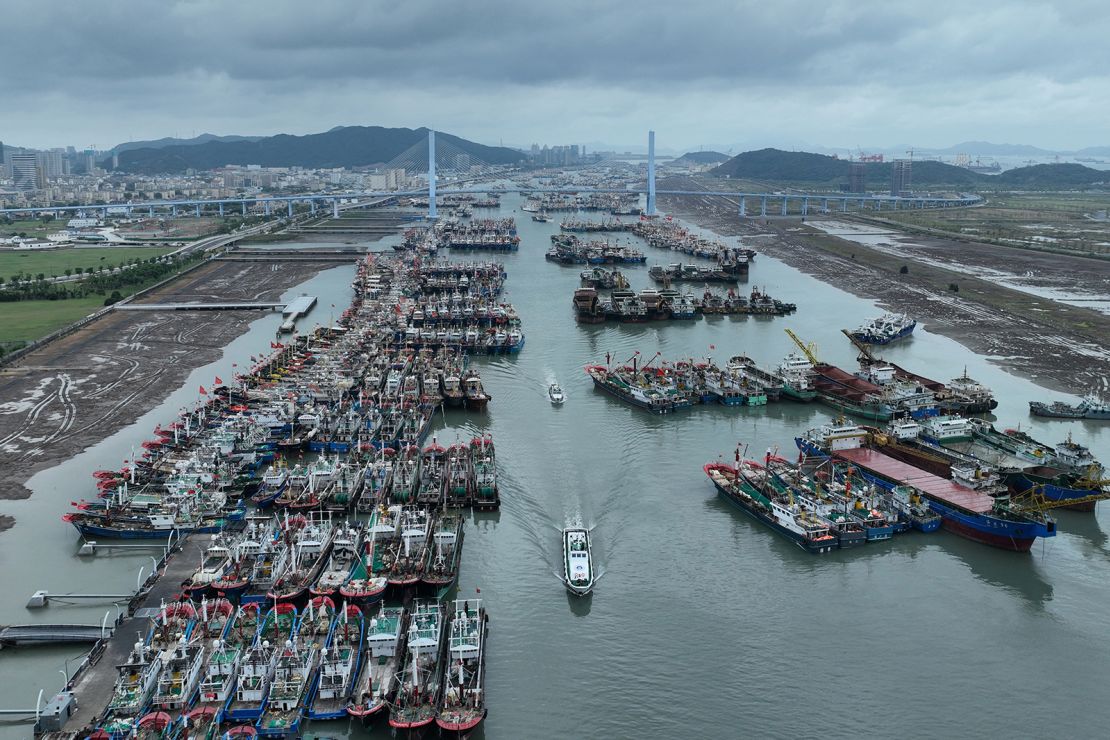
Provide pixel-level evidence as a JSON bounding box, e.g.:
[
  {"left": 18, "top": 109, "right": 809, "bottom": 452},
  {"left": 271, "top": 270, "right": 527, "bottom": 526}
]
[{"left": 2, "top": 0, "right": 1110, "bottom": 150}]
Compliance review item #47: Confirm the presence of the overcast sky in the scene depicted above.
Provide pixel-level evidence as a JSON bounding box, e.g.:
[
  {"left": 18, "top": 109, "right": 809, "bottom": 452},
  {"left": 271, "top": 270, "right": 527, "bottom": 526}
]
[{"left": 4, "top": 0, "right": 1110, "bottom": 152}]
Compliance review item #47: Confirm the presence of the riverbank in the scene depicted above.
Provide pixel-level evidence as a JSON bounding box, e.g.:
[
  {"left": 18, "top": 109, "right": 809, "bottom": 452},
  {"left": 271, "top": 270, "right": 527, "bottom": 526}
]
[
  {"left": 659, "top": 182, "right": 1110, "bottom": 395},
  {"left": 0, "top": 258, "right": 343, "bottom": 507}
]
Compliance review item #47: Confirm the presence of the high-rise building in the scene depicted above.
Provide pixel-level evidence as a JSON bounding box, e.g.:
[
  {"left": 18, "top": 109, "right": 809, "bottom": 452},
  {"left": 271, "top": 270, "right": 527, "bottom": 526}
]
[
  {"left": 37, "top": 149, "right": 65, "bottom": 179},
  {"left": 890, "top": 159, "right": 912, "bottom": 196},
  {"left": 11, "top": 154, "right": 44, "bottom": 190},
  {"left": 849, "top": 162, "right": 865, "bottom": 193},
  {"left": 82, "top": 150, "right": 97, "bottom": 174}
]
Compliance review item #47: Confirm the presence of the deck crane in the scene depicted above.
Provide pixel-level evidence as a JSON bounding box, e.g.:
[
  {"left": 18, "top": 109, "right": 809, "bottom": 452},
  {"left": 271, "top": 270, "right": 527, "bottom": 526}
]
[
  {"left": 841, "top": 329, "right": 875, "bottom": 362},
  {"left": 783, "top": 328, "right": 820, "bottom": 365}
]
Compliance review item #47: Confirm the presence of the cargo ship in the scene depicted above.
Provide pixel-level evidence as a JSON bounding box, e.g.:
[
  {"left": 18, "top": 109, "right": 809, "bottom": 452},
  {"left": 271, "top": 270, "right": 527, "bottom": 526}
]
[{"left": 797, "top": 422, "right": 1055, "bottom": 552}]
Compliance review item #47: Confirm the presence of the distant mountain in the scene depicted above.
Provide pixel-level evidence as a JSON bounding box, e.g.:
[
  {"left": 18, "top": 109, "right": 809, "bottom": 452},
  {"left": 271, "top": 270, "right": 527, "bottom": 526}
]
[
  {"left": 113, "top": 126, "right": 526, "bottom": 174},
  {"left": 996, "top": 163, "right": 1108, "bottom": 187},
  {"left": 111, "top": 133, "right": 262, "bottom": 154},
  {"left": 675, "top": 151, "right": 730, "bottom": 164},
  {"left": 926, "top": 141, "right": 1057, "bottom": 156},
  {"left": 1073, "top": 146, "right": 1110, "bottom": 157}
]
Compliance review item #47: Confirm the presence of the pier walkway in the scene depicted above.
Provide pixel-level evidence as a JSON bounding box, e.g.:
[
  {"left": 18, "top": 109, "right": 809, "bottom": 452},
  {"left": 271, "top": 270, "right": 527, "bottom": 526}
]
[{"left": 52, "top": 535, "right": 210, "bottom": 735}]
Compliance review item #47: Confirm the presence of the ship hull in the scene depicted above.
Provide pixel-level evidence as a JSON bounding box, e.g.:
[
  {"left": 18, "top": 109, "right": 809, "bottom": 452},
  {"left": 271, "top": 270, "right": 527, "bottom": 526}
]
[{"left": 780, "top": 385, "right": 817, "bottom": 402}]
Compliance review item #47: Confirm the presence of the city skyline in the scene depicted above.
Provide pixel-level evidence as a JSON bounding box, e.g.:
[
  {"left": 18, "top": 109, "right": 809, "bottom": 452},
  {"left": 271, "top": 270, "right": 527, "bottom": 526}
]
[{"left": 4, "top": 0, "right": 1110, "bottom": 152}]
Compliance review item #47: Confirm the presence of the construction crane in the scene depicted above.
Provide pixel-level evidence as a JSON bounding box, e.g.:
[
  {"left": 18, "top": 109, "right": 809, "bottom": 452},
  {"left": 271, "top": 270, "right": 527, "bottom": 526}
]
[
  {"left": 784, "top": 328, "right": 820, "bottom": 365},
  {"left": 841, "top": 328, "right": 875, "bottom": 362}
]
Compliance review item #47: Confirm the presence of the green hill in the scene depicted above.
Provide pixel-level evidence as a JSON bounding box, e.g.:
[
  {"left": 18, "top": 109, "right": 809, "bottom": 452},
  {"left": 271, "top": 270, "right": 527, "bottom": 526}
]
[
  {"left": 676, "top": 151, "right": 730, "bottom": 164},
  {"left": 996, "top": 163, "right": 1108, "bottom": 187},
  {"left": 712, "top": 148, "right": 984, "bottom": 187},
  {"left": 711, "top": 148, "right": 847, "bottom": 182},
  {"left": 113, "top": 126, "right": 525, "bottom": 174}
]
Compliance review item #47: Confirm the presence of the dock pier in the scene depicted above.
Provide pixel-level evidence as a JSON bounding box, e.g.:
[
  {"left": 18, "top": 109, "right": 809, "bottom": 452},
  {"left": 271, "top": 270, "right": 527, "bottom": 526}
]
[{"left": 31, "top": 535, "right": 209, "bottom": 737}]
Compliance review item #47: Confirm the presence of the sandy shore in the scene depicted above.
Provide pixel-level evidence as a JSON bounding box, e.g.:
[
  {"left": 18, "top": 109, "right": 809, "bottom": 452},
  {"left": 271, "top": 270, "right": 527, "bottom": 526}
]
[
  {"left": 0, "top": 259, "right": 343, "bottom": 507},
  {"left": 659, "top": 179, "right": 1110, "bottom": 394}
]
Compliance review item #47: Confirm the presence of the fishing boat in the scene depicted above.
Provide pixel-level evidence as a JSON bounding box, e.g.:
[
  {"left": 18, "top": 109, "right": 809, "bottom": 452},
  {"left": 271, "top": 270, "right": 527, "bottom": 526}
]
[
  {"left": 417, "top": 442, "right": 448, "bottom": 506},
  {"left": 468, "top": 436, "right": 499, "bottom": 510},
  {"left": 310, "top": 521, "right": 363, "bottom": 599},
  {"left": 849, "top": 312, "right": 916, "bottom": 345},
  {"left": 255, "top": 633, "right": 318, "bottom": 737},
  {"left": 101, "top": 640, "right": 164, "bottom": 731},
  {"left": 387, "top": 507, "right": 431, "bottom": 588},
  {"left": 147, "top": 599, "right": 197, "bottom": 652},
  {"left": 346, "top": 604, "right": 406, "bottom": 721},
  {"left": 462, "top": 371, "right": 491, "bottom": 411},
  {"left": 422, "top": 510, "right": 464, "bottom": 590},
  {"left": 214, "top": 521, "right": 284, "bottom": 603},
  {"left": 150, "top": 636, "right": 205, "bottom": 712},
  {"left": 768, "top": 463, "right": 867, "bottom": 548},
  {"left": 266, "top": 518, "right": 333, "bottom": 603},
  {"left": 561, "top": 527, "right": 595, "bottom": 596},
  {"left": 250, "top": 465, "right": 289, "bottom": 508},
  {"left": 223, "top": 639, "right": 278, "bottom": 723},
  {"left": 548, "top": 382, "right": 566, "bottom": 405},
  {"left": 391, "top": 446, "right": 422, "bottom": 504},
  {"left": 307, "top": 603, "right": 365, "bottom": 720},
  {"left": 531, "top": 210, "right": 551, "bottom": 222},
  {"left": 340, "top": 507, "right": 398, "bottom": 606},
  {"left": 389, "top": 600, "right": 446, "bottom": 731},
  {"left": 436, "top": 599, "right": 489, "bottom": 736},
  {"left": 440, "top": 370, "right": 466, "bottom": 408},
  {"left": 182, "top": 538, "right": 236, "bottom": 600},
  {"left": 194, "top": 637, "right": 241, "bottom": 718},
  {"left": 1029, "top": 393, "right": 1110, "bottom": 420},
  {"left": 444, "top": 444, "right": 471, "bottom": 507},
  {"left": 703, "top": 458, "right": 839, "bottom": 554},
  {"left": 885, "top": 485, "right": 943, "bottom": 532}
]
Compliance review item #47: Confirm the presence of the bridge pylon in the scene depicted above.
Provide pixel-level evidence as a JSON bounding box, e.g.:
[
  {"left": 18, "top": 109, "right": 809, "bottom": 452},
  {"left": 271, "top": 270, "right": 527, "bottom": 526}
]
[{"left": 428, "top": 130, "right": 437, "bottom": 220}]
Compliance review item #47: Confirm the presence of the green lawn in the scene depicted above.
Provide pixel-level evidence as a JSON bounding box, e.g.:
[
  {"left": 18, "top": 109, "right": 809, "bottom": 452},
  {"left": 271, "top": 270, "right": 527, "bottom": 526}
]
[
  {"left": 0, "top": 296, "right": 107, "bottom": 343},
  {"left": 0, "top": 247, "right": 174, "bottom": 281}
]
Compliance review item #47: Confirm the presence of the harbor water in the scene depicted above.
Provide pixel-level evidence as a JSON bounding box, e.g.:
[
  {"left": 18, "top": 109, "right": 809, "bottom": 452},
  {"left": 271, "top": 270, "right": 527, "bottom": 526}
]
[{"left": 1, "top": 194, "right": 1108, "bottom": 738}]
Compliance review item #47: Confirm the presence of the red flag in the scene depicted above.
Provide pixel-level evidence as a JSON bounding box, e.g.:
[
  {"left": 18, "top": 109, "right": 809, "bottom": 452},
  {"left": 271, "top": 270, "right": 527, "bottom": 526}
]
[
  {"left": 476, "top": 587, "right": 481, "bottom": 594},
  {"left": 666, "top": 215, "right": 673, "bottom": 221},
  {"left": 639, "top": 214, "right": 648, "bottom": 221},
  {"left": 199, "top": 385, "right": 207, "bottom": 395},
  {"left": 214, "top": 376, "right": 223, "bottom": 385},
  {"left": 709, "top": 344, "right": 716, "bottom": 350}
]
